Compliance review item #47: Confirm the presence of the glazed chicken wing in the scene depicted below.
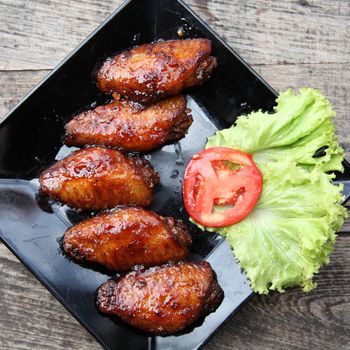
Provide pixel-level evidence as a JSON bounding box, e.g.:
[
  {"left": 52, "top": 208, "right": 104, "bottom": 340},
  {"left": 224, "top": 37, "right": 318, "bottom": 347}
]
[
  {"left": 63, "top": 207, "right": 192, "bottom": 271},
  {"left": 97, "top": 261, "right": 224, "bottom": 334},
  {"left": 65, "top": 95, "right": 192, "bottom": 152},
  {"left": 39, "top": 147, "right": 159, "bottom": 210},
  {"left": 97, "top": 38, "right": 217, "bottom": 104}
]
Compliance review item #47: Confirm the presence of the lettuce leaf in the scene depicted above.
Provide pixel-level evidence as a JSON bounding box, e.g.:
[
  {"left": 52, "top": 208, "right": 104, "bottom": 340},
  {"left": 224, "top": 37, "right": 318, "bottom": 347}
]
[
  {"left": 204, "top": 162, "right": 346, "bottom": 293},
  {"left": 194, "top": 88, "right": 347, "bottom": 293},
  {"left": 206, "top": 88, "right": 344, "bottom": 172}
]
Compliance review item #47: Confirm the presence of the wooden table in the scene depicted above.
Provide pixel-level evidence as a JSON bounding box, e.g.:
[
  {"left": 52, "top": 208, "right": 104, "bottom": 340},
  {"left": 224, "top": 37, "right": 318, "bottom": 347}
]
[{"left": 0, "top": 0, "right": 349, "bottom": 349}]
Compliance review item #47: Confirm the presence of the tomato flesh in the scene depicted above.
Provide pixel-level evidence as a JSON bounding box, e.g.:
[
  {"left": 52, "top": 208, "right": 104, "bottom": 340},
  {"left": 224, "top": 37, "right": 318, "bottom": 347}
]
[{"left": 182, "top": 147, "right": 262, "bottom": 227}]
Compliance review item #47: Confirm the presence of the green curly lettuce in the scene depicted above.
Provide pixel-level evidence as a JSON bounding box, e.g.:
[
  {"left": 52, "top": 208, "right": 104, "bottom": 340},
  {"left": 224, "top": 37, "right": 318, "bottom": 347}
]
[
  {"left": 206, "top": 88, "right": 344, "bottom": 172},
  {"left": 194, "top": 88, "right": 347, "bottom": 293},
  {"left": 205, "top": 162, "right": 346, "bottom": 293}
]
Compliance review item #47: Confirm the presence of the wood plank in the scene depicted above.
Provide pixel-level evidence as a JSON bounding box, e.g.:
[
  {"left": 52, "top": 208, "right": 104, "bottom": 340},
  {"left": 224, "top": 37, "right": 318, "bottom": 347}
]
[
  {"left": 0, "top": 0, "right": 123, "bottom": 70},
  {"left": 340, "top": 205, "right": 350, "bottom": 231},
  {"left": 1, "top": 235, "right": 349, "bottom": 350},
  {"left": 0, "top": 244, "right": 102, "bottom": 350},
  {"left": 0, "top": 0, "right": 349, "bottom": 70},
  {"left": 205, "top": 235, "right": 350, "bottom": 350},
  {"left": 191, "top": 0, "right": 350, "bottom": 65},
  {"left": 0, "top": 70, "right": 48, "bottom": 118}
]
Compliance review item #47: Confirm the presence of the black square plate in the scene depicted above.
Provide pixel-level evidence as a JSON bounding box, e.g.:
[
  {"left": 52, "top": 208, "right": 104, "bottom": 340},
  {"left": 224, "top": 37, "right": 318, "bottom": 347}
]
[{"left": 1, "top": 0, "right": 349, "bottom": 349}]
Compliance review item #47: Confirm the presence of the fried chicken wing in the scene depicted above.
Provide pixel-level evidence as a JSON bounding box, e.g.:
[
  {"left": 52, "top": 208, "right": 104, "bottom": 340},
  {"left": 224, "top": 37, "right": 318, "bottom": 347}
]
[
  {"left": 63, "top": 207, "right": 192, "bottom": 271},
  {"left": 97, "top": 38, "right": 217, "bottom": 104},
  {"left": 65, "top": 95, "right": 192, "bottom": 152},
  {"left": 39, "top": 147, "right": 159, "bottom": 210},
  {"left": 97, "top": 261, "right": 224, "bottom": 334}
]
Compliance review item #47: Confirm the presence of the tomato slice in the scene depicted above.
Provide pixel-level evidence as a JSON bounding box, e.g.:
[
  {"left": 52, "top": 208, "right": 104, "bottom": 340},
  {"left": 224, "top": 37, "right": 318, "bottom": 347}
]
[{"left": 182, "top": 147, "right": 262, "bottom": 227}]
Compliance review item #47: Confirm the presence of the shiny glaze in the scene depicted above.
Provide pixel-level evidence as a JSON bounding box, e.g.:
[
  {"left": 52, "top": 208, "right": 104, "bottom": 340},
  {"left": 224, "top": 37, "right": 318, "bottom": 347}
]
[
  {"left": 97, "top": 38, "right": 217, "bottom": 104},
  {"left": 63, "top": 207, "right": 192, "bottom": 271},
  {"left": 97, "top": 261, "right": 224, "bottom": 335},
  {"left": 39, "top": 147, "right": 159, "bottom": 210},
  {"left": 65, "top": 95, "right": 193, "bottom": 152}
]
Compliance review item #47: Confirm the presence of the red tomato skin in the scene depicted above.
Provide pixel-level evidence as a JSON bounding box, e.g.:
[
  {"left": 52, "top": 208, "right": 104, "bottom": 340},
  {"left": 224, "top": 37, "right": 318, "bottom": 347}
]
[{"left": 182, "top": 147, "right": 262, "bottom": 228}]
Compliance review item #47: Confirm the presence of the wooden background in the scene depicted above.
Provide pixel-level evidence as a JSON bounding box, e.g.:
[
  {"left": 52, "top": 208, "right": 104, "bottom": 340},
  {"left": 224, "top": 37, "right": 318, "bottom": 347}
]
[{"left": 0, "top": 0, "right": 349, "bottom": 349}]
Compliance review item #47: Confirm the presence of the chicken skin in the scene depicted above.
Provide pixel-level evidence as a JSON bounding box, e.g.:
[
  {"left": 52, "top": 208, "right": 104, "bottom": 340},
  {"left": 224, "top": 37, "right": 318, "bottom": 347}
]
[
  {"left": 63, "top": 207, "right": 192, "bottom": 271},
  {"left": 39, "top": 147, "right": 159, "bottom": 210},
  {"left": 97, "top": 38, "right": 217, "bottom": 104},
  {"left": 97, "top": 261, "right": 224, "bottom": 335},
  {"left": 65, "top": 95, "right": 192, "bottom": 152}
]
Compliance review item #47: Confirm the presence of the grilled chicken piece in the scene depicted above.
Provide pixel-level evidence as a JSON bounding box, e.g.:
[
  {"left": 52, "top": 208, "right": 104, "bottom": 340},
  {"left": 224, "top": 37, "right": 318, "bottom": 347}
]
[
  {"left": 97, "top": 261, "right": 224, "bottom": 335},
  {"left": 65, "top": 95, "right": 192, "bottom": 152},
  {"left": 63, "top": 207, "right": 192, "bottom": 271},
  {"left": 39, "top": 147, "right": 159, "bottom": 210},
  {"left": 97, "top": 38, "right": 217, "bottom": 104}
]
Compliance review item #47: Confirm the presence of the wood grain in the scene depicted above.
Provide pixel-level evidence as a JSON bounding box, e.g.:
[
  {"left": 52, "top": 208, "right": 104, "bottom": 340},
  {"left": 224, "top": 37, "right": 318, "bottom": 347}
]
[
  {"left": 0, "top": 236, "right": 349, "bottom": 350},
  {"left": 0, "top": 0, "right": 349, "bottom": 349},
  {"left": 206, "top": 236, "right": 350, "bottom": 350},
  {"left": 0, "top": 70, "right": 48, "bottom": 117},
  {"left": 191, "top": 0, "right": 350, "bottom": 65},
  {"left": 0, "top": 245, "right": 101, "bottom": 350},
  {"left": 0, "top": 0, "right": 349, "bottom": 70},
  {"left": 0, "top": 0, "right": 123, "bottom": 70}
]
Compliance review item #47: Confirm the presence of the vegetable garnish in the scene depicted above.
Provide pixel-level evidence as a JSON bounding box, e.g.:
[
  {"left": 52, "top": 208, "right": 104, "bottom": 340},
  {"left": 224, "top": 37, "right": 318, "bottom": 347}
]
[
  {"left": 213, "top": 162, "right": 346, "bottom": 293},
  {"left": 188, "top": 88, "right": 348, "bottom": 294},
  {"left": 207, "top": 88, "right": 344, "bottom": 172},
  {"left": 183, "top": 148, "right": 262, "bottom": 227}
]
